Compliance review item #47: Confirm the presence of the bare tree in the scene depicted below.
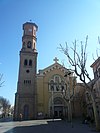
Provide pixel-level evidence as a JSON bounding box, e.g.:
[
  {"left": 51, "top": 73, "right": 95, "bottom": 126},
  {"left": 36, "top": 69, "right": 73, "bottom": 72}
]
[
  {"left": 0, "top": 74, "right": 4, "bottom": 87},
  {"left": 0, "top": 96, "right": 11, "bottom": 117},
  {"left": 59, "top": 36, "right": 100, "bottom": 131}
]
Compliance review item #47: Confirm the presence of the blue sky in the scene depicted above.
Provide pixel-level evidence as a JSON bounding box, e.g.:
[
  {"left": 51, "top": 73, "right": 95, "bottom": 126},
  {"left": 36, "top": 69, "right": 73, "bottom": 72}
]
[{"left": 0, "top": 0, "right": 100, "bottom": 105}]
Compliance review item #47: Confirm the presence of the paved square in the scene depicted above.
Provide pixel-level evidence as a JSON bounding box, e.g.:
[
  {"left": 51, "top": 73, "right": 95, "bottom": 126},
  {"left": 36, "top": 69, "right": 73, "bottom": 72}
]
[{"left": 0, "top": 119, "right": 97, "bottom": 133}]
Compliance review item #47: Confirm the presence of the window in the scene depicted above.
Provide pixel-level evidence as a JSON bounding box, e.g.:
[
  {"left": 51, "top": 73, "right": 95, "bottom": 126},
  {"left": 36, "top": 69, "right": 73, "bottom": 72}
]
[
  {"left": 50, "top": 80, "right": 54, "bottom": 91},
  {"left": 56, "top": 85, "right": 59, "bottom": 91},
  {"left": 94, "top": 70, "right": 98, "bottom": 78},
  {"left": 29, "top": 60, "right": 32, "bottom": 66},
  {"left": 49, "top": 75, "right": 65, "bottom": 92},
  {"left": 55, "top": 75, "right": 61, "bottom": 91},
  {"left": 26, "top": 69, "right": 30, "bottom": 73},
  {"left": 24, "top": 59, "right": 28, "bottom": 66},
  {"left": 55, "top": 76, "right": 60, "bottom": 83},
  {"left": 61, "top": 80, "right": 65, "bottom": 91},
  {"left": 24, "top": 80, "right": 31, "bottom": 85},
  {"left": 27, "top": 41, "right": 32, "bottom": 48}
]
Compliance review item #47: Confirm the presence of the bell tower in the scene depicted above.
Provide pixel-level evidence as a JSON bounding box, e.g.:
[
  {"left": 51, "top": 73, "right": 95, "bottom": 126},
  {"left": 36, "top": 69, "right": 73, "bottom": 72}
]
[{"left": 14, "top": 22, "right": 38, "bottom": 120}]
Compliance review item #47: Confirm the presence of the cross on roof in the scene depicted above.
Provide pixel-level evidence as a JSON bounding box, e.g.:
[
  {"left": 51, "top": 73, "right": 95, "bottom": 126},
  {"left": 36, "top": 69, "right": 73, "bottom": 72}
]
[{"left": 53, "top": 57, "right": 59, "bottom": 63}]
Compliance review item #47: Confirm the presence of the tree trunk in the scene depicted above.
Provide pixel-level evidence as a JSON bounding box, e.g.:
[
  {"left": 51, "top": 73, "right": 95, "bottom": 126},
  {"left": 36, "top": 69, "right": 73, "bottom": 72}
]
[{"left": 91, "top": 92, "right": 100, "bottom": 131}]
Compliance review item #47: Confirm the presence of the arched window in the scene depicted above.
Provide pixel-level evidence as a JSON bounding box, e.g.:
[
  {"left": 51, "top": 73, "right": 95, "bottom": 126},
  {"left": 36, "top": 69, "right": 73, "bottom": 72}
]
[
  {"left": 61, "top": 80, "right": 65, "bottom": 91},
  {"left": 24, "top": 59, "right": 28, "bottom": 66},
  {"left": 49, "top": 75, "right": 65, "bottom": 92},
  {"left": 55, "top": 76, "right": 60, "bottom": 83},
  {"left": 29, "top": 60, "right": 32, "bottom": 66},
  {"left": 27, "top": 41, "right": 32, "bottom": 48},
  {"left": 49, "top": 80, "right": 54, "bottom": 91}
]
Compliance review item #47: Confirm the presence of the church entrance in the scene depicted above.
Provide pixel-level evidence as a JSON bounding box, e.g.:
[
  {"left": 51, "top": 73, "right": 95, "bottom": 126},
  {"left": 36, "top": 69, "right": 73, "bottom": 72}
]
[
  {"left": 49, "top": 97, "right": 65, "bottom": 119},
  {"left": 54, "top": 106, "right": 63, "bottom": 118}
]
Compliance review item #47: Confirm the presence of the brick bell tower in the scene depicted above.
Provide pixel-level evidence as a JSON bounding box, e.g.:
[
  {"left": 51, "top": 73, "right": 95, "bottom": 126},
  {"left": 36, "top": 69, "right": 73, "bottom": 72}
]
[{"left": 14, "top": 22, "right": 38, "bottom": 120}]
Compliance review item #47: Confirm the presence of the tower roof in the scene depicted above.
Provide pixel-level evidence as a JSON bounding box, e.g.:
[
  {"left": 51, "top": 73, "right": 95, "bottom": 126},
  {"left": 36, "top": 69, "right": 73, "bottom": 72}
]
[{"left": 23, "top": 22, "right": 38, "bottom": 30}]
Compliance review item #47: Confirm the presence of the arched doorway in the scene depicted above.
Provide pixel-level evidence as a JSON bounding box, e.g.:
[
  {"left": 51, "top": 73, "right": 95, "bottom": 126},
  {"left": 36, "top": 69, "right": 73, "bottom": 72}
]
[
  {"left": 23, "top": 104, "right": 29, "bottom": 120},
  {"left": 54, "top": 97, "right": 64, "bottom": 118}
]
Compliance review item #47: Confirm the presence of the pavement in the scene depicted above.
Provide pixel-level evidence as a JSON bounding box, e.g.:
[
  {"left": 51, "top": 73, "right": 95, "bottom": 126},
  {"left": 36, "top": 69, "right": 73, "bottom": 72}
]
[{"left": 0, "top": 118, "right": 98, "bottom": 133}]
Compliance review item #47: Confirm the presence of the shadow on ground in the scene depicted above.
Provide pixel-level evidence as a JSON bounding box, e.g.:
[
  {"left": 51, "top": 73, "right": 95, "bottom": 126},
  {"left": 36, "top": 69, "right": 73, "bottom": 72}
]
[{"left": 4, "top": 120, "right": 97, "bottom": 133}]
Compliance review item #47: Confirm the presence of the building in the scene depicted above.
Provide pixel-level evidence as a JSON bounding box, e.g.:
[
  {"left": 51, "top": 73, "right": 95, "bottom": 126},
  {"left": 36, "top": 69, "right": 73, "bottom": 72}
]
[
  {"left": 89, "top": 58, "right": 100, "bottom": 118},
  {"left": 13, "top": 22, "right": 85, "bottom": 121}
]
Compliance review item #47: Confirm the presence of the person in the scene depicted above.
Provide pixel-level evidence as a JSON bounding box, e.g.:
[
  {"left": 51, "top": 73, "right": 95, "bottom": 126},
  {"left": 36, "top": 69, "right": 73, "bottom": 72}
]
[{"left": 19, "top": 113, "right": 23, "bottom": 121}]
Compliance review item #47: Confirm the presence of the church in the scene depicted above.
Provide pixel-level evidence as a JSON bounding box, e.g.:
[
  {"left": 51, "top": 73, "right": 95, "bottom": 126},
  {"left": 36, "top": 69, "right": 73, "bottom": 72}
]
[{"left": 13, "top": 22, "right": 85, "bottom": 121}]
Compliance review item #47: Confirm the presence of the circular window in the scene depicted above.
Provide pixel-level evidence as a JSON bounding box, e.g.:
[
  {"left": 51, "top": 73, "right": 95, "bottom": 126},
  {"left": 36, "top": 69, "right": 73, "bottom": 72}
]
[{"left": 26, "top": 69, "right": 30, "bottom": 73}]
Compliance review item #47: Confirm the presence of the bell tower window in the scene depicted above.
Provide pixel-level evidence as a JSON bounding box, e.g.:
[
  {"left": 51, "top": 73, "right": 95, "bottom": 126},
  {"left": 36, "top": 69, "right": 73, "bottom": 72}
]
[
  {"left": 29, "top": 60, "right": 32, "bottom": 66},
  {"left": 24, "top": 59, "right": 28, "bottom": 66},
  {"left": 27, "top": 41, "right": 32, "bottom": 48}
]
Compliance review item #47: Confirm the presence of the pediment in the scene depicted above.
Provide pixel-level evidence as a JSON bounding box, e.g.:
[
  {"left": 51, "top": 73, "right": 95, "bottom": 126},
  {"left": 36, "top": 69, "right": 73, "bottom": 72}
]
[{"left": 37, "top": 62, "right": 70, "bottom": 76}]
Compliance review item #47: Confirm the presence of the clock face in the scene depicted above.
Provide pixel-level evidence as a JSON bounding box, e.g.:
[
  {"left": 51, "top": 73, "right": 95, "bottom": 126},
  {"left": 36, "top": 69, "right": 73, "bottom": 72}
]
[{"left": 27, "top": 41, "right": 32, "bottom": 48}]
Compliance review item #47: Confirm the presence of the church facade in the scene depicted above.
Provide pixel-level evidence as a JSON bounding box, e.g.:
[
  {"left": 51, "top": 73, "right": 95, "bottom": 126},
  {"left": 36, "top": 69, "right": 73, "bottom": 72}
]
[{"left": 13, "top": 22, "right": 85, "bottom": 121}]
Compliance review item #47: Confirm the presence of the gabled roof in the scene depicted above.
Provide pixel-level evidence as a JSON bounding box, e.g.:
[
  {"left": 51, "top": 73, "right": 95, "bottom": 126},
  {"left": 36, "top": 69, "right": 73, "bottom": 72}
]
[
  {"left": 90, "top": 57, "right": 100, "bottom": 68},
  {"left": 37, "top": 62, "right": 70, "bottom": 76}
]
